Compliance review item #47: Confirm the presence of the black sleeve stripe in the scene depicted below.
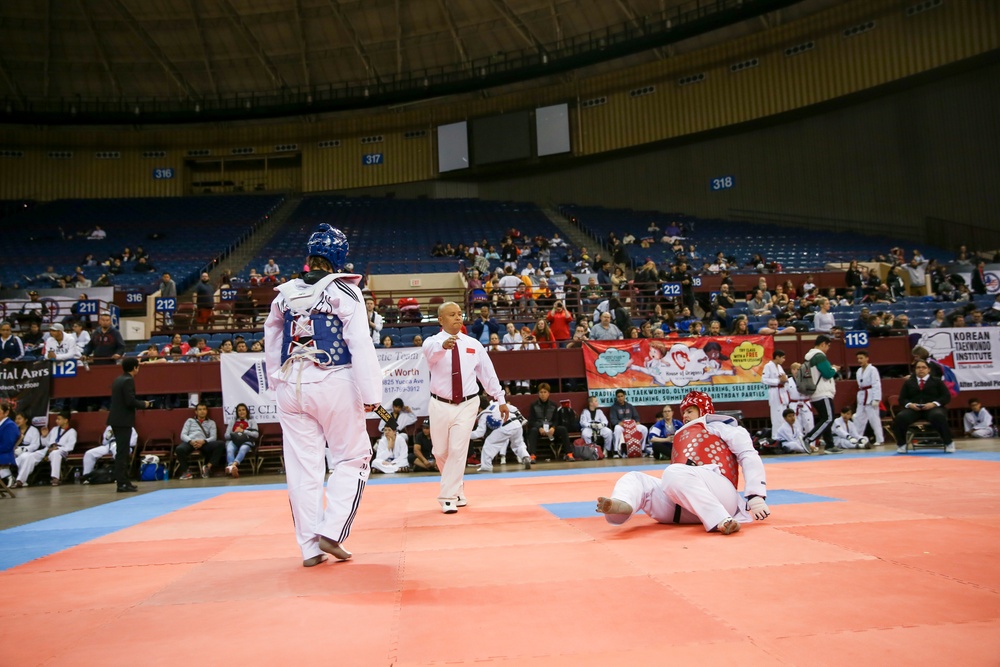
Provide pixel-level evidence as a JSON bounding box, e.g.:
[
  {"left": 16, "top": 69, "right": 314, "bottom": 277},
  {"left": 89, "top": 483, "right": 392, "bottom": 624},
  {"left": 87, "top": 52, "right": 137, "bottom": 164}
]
[{"left": 334, "top": 279, "right": 360, "bottom": 302}]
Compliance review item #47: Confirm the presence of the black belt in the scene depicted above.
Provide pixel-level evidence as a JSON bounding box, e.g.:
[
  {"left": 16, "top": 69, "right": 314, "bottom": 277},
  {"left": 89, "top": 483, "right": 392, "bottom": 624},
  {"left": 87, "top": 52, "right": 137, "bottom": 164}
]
[
  {"left": 431, "top": 393, "right": 478, "bottom": 405},
  {"left": 672, "top": 505, "right": 683, "bottom": 524}
]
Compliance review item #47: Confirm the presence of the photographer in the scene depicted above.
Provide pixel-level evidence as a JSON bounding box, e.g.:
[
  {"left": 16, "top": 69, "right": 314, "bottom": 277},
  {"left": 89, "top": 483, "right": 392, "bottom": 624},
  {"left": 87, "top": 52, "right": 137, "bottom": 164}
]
[{"left": 546, "top": 300, "right": 574, "bottom": 342}]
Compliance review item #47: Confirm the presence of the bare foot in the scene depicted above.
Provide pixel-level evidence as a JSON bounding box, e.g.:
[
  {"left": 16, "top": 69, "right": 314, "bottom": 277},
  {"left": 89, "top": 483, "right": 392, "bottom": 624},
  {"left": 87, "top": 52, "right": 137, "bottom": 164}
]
[
  {"left": 596, "top": 497, "right": 633, "bottom": 515},
  {"left": 319, "top": 536, "right": 353, "bottom": 560}
]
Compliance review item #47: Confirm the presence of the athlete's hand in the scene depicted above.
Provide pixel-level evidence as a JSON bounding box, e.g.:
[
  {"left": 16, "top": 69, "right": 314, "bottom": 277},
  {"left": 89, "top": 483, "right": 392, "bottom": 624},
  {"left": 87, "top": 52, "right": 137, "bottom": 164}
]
[
  {"left": 498, "top": 404, "right": 510, "bottom": 421},
  {"left": 746, "top": 496, "right": 770, "bottom": 520}
]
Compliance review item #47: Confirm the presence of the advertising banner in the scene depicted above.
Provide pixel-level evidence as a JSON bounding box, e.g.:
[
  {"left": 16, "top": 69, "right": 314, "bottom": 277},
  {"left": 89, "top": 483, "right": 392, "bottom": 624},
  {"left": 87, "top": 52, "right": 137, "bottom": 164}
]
[
  {"left": 220, "top": 348, "right": 430, "bottom": 424},
  {"left": 0, "top": 360, "right": 52, "bottom": 427},
  {"left": 910, "top": 327, "right": 1000, "bottom": 391},
  {"left": 583, "top": 336, "right": 773, "bottom": 406}
]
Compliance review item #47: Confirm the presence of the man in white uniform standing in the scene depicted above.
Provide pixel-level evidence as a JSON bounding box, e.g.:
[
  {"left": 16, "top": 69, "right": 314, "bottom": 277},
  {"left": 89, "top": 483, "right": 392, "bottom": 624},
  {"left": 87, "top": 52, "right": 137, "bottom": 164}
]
[
  {"left": 596, "top": 391, "right": 770, "bottom": 535},
  {"left": 422, "top": 302, "right": 507, "bottom": 513},
  {"left": 264, "top": 223, "right": 382, "bottom": 567}
]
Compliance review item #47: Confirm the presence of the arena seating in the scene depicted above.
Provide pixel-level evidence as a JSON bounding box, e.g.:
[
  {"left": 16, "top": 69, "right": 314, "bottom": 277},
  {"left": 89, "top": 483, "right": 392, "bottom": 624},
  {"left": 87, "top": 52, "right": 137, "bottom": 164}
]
[
  {"left": 241, "top": 196, "right": 577, "bottom": 278},
  {"left": 559, "top": 204, "right": 949, "bottom": 271},
  {"left": 0, "top": 195, "right": 284, "bottom": 293}
]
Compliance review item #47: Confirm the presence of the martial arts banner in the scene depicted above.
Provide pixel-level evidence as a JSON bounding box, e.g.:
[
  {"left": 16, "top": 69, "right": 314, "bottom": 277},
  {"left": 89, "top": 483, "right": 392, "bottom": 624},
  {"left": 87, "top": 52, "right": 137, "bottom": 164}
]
[
  {"left": 910, "top": 328, "right": 1000, "bottom": 391},
  {"left": 0, "top": 360, "right": 51, "bottom": 427},
  {"left": 583, "top": 336, "right": 773, "bottom": 406},
  {"left": 220, "top": 349, "right": 430, "bottom": 424}
]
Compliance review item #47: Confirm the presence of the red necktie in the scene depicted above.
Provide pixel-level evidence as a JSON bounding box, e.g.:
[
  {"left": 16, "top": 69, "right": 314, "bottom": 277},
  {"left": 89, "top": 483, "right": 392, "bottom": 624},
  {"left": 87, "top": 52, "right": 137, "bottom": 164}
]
[
  {"left": 918, "top": 378, "right": 925, "bottom": 391},
  {"left": 451, "top": 343, "right": 463, "bottom": 403}
]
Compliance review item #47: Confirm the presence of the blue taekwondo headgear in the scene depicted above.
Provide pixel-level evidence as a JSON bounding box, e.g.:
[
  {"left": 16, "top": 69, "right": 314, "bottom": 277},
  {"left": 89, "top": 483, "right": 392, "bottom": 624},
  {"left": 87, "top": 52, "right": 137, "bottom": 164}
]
[
  {"left": 486, "top": 414, "right": 503, "bottom": 430},
  {"left": 306, "top": 223, "right": 349, "bottom": 271}
]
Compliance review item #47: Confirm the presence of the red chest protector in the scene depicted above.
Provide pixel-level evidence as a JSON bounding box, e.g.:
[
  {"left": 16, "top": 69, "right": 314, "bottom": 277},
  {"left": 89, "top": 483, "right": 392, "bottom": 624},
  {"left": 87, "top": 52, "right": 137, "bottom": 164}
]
[{"left": 671, "top": 421, "right": 739, "bottom": 488}]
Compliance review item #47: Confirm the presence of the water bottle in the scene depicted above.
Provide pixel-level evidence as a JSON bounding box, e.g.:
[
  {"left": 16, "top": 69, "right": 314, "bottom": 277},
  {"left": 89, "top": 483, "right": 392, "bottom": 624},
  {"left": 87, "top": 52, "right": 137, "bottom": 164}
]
[
  {"left": 163, "top": 466, "right": 169, "bottom": 482},
  {"left": 73, "top": 469, "right": 81, "bottom": 484}
]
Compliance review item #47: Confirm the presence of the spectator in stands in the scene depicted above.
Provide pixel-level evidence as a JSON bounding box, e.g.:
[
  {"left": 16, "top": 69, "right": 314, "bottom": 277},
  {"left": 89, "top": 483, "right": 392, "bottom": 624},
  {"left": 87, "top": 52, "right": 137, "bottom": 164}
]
[
  {"left": 20, "top": 322, "right": 43, "bottom": 356},
  {"left": 108, "top": 258, "right": 124, "bottom": 275},
  {"left": 530, "top": 318, "right": 557, "bottom": 350},
  {"left": 546, "top": 301, "right": 574, "bottom": 342},
  {"left": 23, "top": 266, "right": 61, "bottom": 287},
  {"left": 526, "top": 383, "right": 573, "bottom": 462},
  {"left": 71, "top": 321, "right": 90, "bottom": 357},
  {"left": 705, "top": 320, "right": 722, "bottom": 337},
  {"left": 186, "top": 336, "right": 216, "bottom": 361},
  {"left": 485, "top": 245, "right": 500, "bottom": 263},
  {"left": 892, "top": 314, "right": 912, "bottom": 330},
  {"left": 250, "top": 340, "right": 264, "bottom": 352},
  {"left": 748, "top": 289, "right": 770, "bottom": 316},
  {"left": 512, "top": 283, "right": 536, "bottom": 317},
  {"left": 381, "top": 397, "right": 417, "bottom": 433},
  {"left": 971, "top": 261, "right": 988, "bottom": 296},
  {"left": 500, "top": 238, "right": 518, "bottom": 270},
  {"left": 133, "top": 257, "right": 155, "bottom": 273},
  {"left": 468, "top": 305, "right": 501, "bottom": 347},
  {"left": 217, "top": 340, "right": 234, "bottom": 354},
  {"left": 73, "top": 270, "right": 92, "bottom": 288},
  {"left": 501, "top": 322, "right": 522, "bottom": 351},
  {"left": 138, "top": 344, "right": 163, "bottom": 363},
  {"left": 176, "top": 403, "right": 225, "bottom": 479},
  {"left": 88, "top": 226, "right": 106, "bottom": 240},
  {"left": 0, "top": 322, "right": 25, "bottom": 363},
  {"left": 712, "top": 284, "right": 736, "bottom": 311},
  {"left": 609, "top": 389, "right": 647, "bottom": 457},
  {"left": 364, "top": 297, "right": 384, "bottom": 345},
  {"left": 729, "top": 316, "right": 751, "bottom": 336},
  {"left": 590, "top": 311, "right": 623, "bottom": 340},
  {"left": 17, "top": 290, "right": 47, "bottom": 329},
  {"left": 813, "top": 298, "right": 836, "bottom": 333},
  {"left": 901, "top": 256, "right": 930, "bottom": 296},
  {"left": 380, "top": 334, "right": 394, "bottom": 348},
  {"left": 44, "top": 323, "right": 79, "bottom": 363},
  {"left": 431, "top": 241, "right": 445, "bottom": 257},
  {"left": 162, "top": 333, "right": 190, "bottom": 356},
  {"left": 263, "top": 258, "right": 281, "bottom": 282},
  {"left": 758, "top": 317, "right": 796, "bottom": 336},
  {"left": 194, "top": 272, "right": 215, "bottom": 329},
  {"left": 845, "top": 260, "right": 864, "bottom": 300},
  {"left": 83, "top": 311, "right": 125, "bottom": 365}
]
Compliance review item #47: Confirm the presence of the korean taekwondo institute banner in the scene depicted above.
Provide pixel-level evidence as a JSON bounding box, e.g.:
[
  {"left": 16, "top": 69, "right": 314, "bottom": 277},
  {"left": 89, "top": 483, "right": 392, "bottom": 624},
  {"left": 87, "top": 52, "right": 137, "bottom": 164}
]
[
  {"left": 221, "top": 349, "right": 430, "bottom": 424},
  {"left": 583, "top": 336, "right": 773, "bottom": 406},
  {"left": 911, "top": 328, "right": 1000, "bottom": 391}
]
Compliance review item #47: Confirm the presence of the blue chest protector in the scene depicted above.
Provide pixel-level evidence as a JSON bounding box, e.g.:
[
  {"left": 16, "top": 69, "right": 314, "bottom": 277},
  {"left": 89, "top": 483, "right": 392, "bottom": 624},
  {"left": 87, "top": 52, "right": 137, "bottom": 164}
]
[
  {"left": 276, "top": 274, "right": 353, "bottom": 369},
  {"left": 280, "top": 311, "right": 352, "bottom": 368}
]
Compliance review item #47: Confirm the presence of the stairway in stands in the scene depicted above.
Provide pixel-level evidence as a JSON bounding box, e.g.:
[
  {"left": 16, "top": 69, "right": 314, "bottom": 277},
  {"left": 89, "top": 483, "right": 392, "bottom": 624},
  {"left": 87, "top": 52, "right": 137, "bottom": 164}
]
[
  {"left": 540, "top": 205, "right": 606, "bottom": 261},
  {"left": 186, "top": 194, "right": 303, "bottom": 296}
]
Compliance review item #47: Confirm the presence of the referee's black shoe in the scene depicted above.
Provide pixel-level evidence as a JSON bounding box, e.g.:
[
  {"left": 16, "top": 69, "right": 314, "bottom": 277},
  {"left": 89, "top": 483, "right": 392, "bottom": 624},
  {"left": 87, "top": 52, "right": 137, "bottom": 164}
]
[{"left": 117, "top": 483, "right": 139, "bottom": 493}]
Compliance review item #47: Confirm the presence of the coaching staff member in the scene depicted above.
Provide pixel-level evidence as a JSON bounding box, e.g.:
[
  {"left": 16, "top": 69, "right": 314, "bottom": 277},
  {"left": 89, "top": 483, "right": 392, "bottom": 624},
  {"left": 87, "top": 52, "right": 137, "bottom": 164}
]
[{"left": 109, "top": 357, "right": 152, "bottom": 492}]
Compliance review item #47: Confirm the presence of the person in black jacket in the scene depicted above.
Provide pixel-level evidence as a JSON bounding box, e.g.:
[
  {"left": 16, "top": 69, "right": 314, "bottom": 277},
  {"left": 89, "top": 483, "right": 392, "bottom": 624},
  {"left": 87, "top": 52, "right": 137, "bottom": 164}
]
[
  {"left": 83, "top": 311, "right": 125, "bottom": 365},
  {"left": 893, "top": 359, "right": 954, "bottom": 453},
  {"left": 526, "top": 383, "right": 573, "bottom": 461},
  {"left": 108, "top": 357, "right": 152, "bottom": 492}
]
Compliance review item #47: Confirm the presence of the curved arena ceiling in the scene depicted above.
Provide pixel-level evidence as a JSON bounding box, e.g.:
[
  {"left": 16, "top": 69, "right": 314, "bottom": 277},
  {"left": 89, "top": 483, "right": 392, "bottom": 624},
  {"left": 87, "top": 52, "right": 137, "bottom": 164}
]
[{"left": 0, "top": 0, "right": 837, "bottom": 123}]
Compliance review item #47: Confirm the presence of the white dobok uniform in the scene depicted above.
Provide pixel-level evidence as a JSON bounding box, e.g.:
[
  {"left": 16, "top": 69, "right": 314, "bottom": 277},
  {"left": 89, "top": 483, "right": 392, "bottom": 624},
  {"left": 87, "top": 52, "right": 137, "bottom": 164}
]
[
  {"left": 579, "top": 407, "right": 613, "bottom": 449},
  {"left": 853, "top": 364, "right": 884, "bottom": 444},
  {"left": 772, "top": 420, "right": 808, "bottom": 453},
  {"left": 832, "top": 416, "right": 869, "bottom": 449},
  {"left": 372, "top": 433, "right": 409, "bottom": 474},
  {"left": 761, "top": 360, "right": 791, "bottom": 438},
  {"left": 964, "top": 409, "right": 995, "bottom": 438},
  {"left": 83, "top": 426, "right": 138, "bottom": 476},
  {"left": 264, "top": 271, "right": 382, "bottom": 562},
  {"left": 786, "top": 378, "right": 814, "bottom": 438},
  {"left": 470, "top": 403, "right": 529, "bottom": 471},
  {"left": 16, "top": 424, "right": 77, "bottom": 483},
  {"left": 603, "top": 414, "right": 768, "bottom": 532}
]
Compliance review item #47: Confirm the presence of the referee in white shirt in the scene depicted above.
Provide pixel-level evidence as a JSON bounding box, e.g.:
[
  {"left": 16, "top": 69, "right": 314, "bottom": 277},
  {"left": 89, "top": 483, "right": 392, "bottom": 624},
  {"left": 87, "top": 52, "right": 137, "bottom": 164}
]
[{"left": 422, "top": 302, "right": 508, "bottom": 514}]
